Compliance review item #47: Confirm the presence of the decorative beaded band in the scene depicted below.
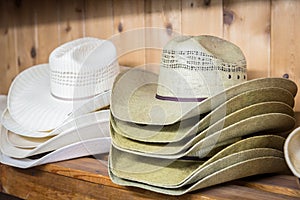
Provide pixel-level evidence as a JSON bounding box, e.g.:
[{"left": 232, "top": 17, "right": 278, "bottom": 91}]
[{"left": 161, "top": 49, "right": 246, "bottom": 72}]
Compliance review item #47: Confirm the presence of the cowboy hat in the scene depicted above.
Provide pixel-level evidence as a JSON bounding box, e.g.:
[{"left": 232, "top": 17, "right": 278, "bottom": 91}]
[
  {"left": 284, "top": 126, "right": 300, "bottom": 178},
  {"left": 111, "top": 37, "right": 297, "bottom": 126},
  {"left": 7, "top": 37, "right": 119, "bottom": 132},
  {"left": 7, "top": 131, "right": 50, "bottom": 148},
  {"left": 109, "top": 156, "right": 288, "bottom": 196},
  {"left": 109, "top": 135, "right": 289, "bottom": 195},
  {"left": 111, "top": 87, "right": 295, "bottom": 143},
  {"left": 4, "top": 106, "right": 109, "bottom": 148},
  {"left": 0, "top": 95, "right": 6, "bottom": 115},
  {"left": 0, "top": 110, "right": 110, "bottom": 158},
  {"left": 110, "top": 135, "right": 285, "bottom": 187},
  {"left": 111, "top": 69, "right": 297, "bottom": 126},
  {"left": 2, "top": 90, "right": 111, "bottom": 138},
  {"left": 111, "top": 112, "right": 295, "bottom": 159},
  {"left": 0, "top": 137, "right": 111, "bottom": 169}
]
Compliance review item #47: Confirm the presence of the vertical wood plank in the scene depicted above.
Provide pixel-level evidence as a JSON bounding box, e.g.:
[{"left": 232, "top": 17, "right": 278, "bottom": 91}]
[
  {"left": 85, "top": 0, "right": 114, "bottom": 39},
  {"left": 223, "top": 0, "right": 271, "bottom": 80},
  {"left": 181, "top": 0, "right": 223, "bottom": 37},
  {"left": 144, "top": 0, "right": 181, "bottom": 72},
  {"left": 58, "top": 0, "right": 85, "bottom": 44},
  {"left": 271, "top": 0, "right": 300, "bottom": 111},
  {"left": 0, "top": 0, "right": 18, "bottom": 94},
  {"left": 36, "top": 0, "right": 59, "bottom": 64},
  {"left": 14, "top": 0, "right": 38, "bottom": 72},
  {"left": 113, "top": 0, "right": 145, "bottom": 67}
]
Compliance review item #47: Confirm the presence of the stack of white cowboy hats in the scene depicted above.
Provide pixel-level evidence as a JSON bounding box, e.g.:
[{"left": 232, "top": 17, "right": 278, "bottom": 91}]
[
  {"left": 0, "top": 37, "right": 119, "bottom": 168},
  {"left": 108, "top": 35, "right": 298, "bottom": 195}
]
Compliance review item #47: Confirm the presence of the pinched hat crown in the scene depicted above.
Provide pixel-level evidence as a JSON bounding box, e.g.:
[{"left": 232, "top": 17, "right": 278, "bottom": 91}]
[
  {"left": 156, "top": 35, "right": 247, "bottom": 102},
  {"left": 49, "top": 37, "right": 119, "bottom": 100}
]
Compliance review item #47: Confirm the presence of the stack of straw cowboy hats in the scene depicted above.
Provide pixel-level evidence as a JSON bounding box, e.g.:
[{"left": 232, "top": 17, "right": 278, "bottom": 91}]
[
  {"left": 108, "top": 35, "right": 298, "bottom": 195},
  {"left": 0, "top": 37, "right": 119, "bottom": 168}
]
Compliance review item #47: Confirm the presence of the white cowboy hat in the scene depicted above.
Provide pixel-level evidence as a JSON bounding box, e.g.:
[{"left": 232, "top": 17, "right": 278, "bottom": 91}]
[
  {"left": 1, "top": 90, "right": 111, "bottom": 138},
  {"left": 7, "top": 130, "right": 50, "bottom": 148},
  {"left": 7, "top": 37, "right": 119, "bottom": 132},
  {"left": 0, "top": 95, "right": 6, "bottom": 115},
  {"left": 4, "top": 108, "right": 110, "bottom": 148},
  {"left": 0, "top": 137, "right": 111, "bottom": 169},
  {"left": 0, "top": 110, "right": 110, "bottom": 158}
]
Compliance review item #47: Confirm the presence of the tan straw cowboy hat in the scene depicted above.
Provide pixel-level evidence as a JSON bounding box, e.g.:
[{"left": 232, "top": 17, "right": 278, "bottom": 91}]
[
  {"left": 110, "top": 135, "right": 285, "bottom": 187},
  {"left": 111, "top": 35, "right": 297, "bottom": 126},
  {"left": 109, "top": 135, "right": 289, "bottom": 195},
  {"left": 111, "top": 87, "right": 295, "bottom": 143}
]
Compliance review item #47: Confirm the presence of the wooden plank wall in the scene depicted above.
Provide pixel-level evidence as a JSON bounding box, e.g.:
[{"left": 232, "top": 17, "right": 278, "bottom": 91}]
[{"left": 0, "top": 0, "right": 299, "bottom": 111}]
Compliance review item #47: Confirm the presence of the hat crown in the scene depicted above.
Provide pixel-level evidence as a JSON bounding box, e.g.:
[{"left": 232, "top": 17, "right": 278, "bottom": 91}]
[
  {"left": 156, "top": 35, "right": 247, "bottom": 102},
  {"left": 49, "top": 37, "right": 119, "bottom": 100}
]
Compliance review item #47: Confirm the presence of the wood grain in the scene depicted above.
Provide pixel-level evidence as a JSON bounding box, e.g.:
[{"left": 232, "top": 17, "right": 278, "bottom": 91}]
[
  {"left": 0, "top": 0, "right": 299, "bottom": 112},
  {"left": 296, "top": 112, "right": 300, "bottom": 127},
  {"left": 14, "top": 0, "right": 38, "bottom": 72},
  {"left": 1, "top": 156, "right": 300, "bottom": 199},
  {"left": 84, "top": 0, "right": 114, "bottom": 39},
  {"left": 57, "top": 0, "right": 85, "bottom": 44},
  {"left": 1, "top": 164, "right": 141, "bottom": 200},
  {"left": 235, "top": 174, "right": 300, "bottom": 198},
  {"left": 271, "top": 0, "right": 300, "bottom": 112},
  {"left": 223, "top": 0, "right": 271, "bottom": 80},
  {"left": 0, "top": 0, "right": 18, "bottom": 94},
  {"left": 181, "top": 0, "right": 223, "bottom": 37},
  {"left": 35, "top": 0, "right": 59, "bottom": 64},
  {"left": 198, "top": 184, "right": 300, "bottom": 200},
  {"left": 112, "top": 0, "right": 145, "bottom": 67},
  {"left": 144, "top": 0, "right": 181, "bottom": 72}
]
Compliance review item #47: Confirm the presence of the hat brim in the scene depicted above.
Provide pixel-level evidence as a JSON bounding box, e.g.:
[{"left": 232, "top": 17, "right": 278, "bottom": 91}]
[
  {"left": 7, "top": 64, "right": 112, "bottom": 132},
  {"left": 7, "top": 131, "right": 51, "bottom": 148},
  {"left": 109, "top": 156, "right": 288, "bottom": 195},
  {"left": 0, "top": 137, "right": 111, "bottom": 169},
  {"left": 110, "top": 134, "right": 285, "bottom": 178},
  {"left": 5, "top": 109, "right": 110, "bottom": 148},
  {"left": 284, "top": 126, "right": 300, "bottom": 178},
  {"left": 111, "top": 68, "right": 297, "bottom": 125},
  {"left": 111, "top": 88, "right": 295, "bottom": 143},
  {"left": 1, "top": 88, "right": 111, "bottom": 138},
  {"left": 0, "top": 95, "right": 7, "bottom": 116},
  {"left": 0, "top": 110, "right": 110, "bottom": 158},
  {"left": 111, "top": 113, "right": 295, "bottom": 159},
  {"left": 110, "top": 145, "right": 283, "bottom": 187},
  {"left": 4, "top": 85, "right": 111, "bottom": 137}
]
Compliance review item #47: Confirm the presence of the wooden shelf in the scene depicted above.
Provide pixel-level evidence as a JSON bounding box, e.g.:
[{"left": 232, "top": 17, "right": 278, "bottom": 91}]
[
  {"left": 1, "top": 156, "right": 300, "bottom": 200},
  {"left": 1, "top": 112, "right": 300, "bottom": 199}
]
